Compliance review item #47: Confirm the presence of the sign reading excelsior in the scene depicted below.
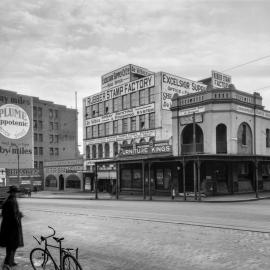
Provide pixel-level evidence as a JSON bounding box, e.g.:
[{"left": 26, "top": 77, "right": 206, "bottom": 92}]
[{"left": 161, "top": 72, "right": 207, "bottom": 110}]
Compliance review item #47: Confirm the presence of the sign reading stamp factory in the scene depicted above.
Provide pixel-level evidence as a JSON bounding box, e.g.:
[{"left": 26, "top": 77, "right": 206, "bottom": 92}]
[{"left": 0, "top": 104, "right": 30, "bottom": 139}]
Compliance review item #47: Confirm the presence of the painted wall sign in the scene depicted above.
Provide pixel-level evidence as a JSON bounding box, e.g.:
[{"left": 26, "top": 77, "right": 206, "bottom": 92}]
[
  {"left": 86, "top": 129, "right": 156, "bottom": 145},
  {"left": 119, "top": 141, "right": 172, "bottom": 157},
  {"left": 101, "top": 64, "right": 153, "bottom": 91},
  {"left": 180, "top": 113, "right": 203, "bottom": 125},
  {"left": 237, "top": 106, "right": 270, "bottom": 119},
  {"left": 44, "top": 159, "right": 83, "bottom": 167},
  {"left": 161, "top": 72, "right": 207, "bottom": 110},
  {"left": 212, "top": 70, "right": 231, "bottom": 89},
  {"left": 0, "top": 104, "right": 30, "bottom": 139},
  {"left": 0, "top": 91, "right": 33, "bottom": 169},
  {"left": 86, "top": 104, "right": 155, "bottom": 126},
  {"left": 178, "top": 106, "right": 205, "bottom": 117},
  {"left": 86, "top": 74, "right": 155, "bottom": 106}
]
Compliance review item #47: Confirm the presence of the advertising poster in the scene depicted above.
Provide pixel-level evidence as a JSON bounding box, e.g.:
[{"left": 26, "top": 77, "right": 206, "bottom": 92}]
[
  {"left": 0, "top": 91, "right": 33, "bottom": 169},
  {"left": 161, "top": 72, "right": 207, "bottom": 110},
  {"left": 211, "top": 70, "right": 231, "bottom": 89}
]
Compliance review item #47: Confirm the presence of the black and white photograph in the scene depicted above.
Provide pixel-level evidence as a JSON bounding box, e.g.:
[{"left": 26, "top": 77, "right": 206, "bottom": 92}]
[{"left": 0, "top": 0, "right": 270, "bottom": 269}]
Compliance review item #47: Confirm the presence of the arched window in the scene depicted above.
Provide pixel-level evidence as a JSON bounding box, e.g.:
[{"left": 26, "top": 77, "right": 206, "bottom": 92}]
[
  {"left": 216, "top": 124, "right": 227, "bottom": 153},
  {"left": 105, "top": 143, "right": 110, "bottom": 158},
  {"left": 92, "top": 145, "right": 97, "bottom": 159},
  {"left": 140, "top": 138, "right": 146, "bottom": 144},
  {"left": 66, "top": 174, "right": 81, "bottom": 189},
  {"left": 113, "top": 142, "right": 118, "bottom": 157},
  {"left": 237, "top": 122, "right": 252, "bottom": 154},
  {"left": 45, "top": 175, "right": 57, "bottom": 187},
  {"left": 266, "top": 129, "right": 270, "bottom": 148},
  {"left": 98, "top": 144, "right": 103, "bottom": 158},
  {"left": 86, "top": 145, "right": 90, "bottom": 159}
]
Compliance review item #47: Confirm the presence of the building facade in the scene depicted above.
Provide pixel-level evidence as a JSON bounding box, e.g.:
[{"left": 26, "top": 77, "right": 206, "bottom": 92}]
[
  {"left": 83, "top": 64, "right": 206, "bottom": 196},
  {"left": 0, "top": 89, "right": 79, "bottom": 190}
]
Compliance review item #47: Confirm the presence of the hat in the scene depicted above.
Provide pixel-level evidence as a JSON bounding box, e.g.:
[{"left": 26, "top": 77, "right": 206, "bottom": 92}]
[{"left": 7, "top": 185, "right": 20, "bottom": 193}]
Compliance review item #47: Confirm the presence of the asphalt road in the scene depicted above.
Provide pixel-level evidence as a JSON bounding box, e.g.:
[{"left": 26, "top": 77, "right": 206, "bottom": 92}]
[{"left": 2, "top": 198, "right": 270, "bottom": 269}]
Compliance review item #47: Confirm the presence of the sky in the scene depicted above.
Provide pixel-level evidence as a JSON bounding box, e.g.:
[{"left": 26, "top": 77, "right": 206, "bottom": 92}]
[{"left": 0, "top": 0, "right": 270, "bottom": 153}]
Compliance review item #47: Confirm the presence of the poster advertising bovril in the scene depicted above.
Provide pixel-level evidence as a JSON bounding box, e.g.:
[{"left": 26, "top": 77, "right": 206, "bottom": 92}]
[{"left": 0, "top": 91, "right": 33, "bottom": 169}]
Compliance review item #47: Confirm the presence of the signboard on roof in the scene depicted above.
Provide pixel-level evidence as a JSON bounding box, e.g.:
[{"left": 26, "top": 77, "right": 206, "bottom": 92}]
[
  {"left": 161, "top": 72, "right": 207, "bottom": 110},
  {"left": 101, "top": 64, "right": 153, "bottom": 91},
  {"left": 86, "top": 74, "right": 155, "bottom": 106},
  {"left": 211, "top": 70, "right": 231, "bottom": 89}
]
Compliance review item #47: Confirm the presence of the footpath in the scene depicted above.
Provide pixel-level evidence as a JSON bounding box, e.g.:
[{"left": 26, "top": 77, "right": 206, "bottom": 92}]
[{"left": 28, "top": 190, "right": 270, "bottom": 203}]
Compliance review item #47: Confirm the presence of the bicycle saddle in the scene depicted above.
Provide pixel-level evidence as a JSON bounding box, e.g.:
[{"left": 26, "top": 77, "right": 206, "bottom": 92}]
[{"left": 53, "top": 237, "right": 64, "bottom": 242}]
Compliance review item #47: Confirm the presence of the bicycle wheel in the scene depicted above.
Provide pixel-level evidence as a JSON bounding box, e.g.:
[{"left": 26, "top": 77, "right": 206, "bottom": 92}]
[
  {"left": 30, "top": 248, "right": 57, "bottom": 270},
  {"left": 63, "top": 254, "right": 83, "bottom": 270}
]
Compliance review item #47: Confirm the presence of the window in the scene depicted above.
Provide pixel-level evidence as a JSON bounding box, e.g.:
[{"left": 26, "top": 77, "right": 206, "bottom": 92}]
[
  {"left": 39, "top": 161, "right": 43, "bottom": 169},
  {"left": 98, "top": 102, "right": 104, "bottom": 116},
  {"left": 38, "top": 107, "right": 42, "bottom": 118},
  {"left": 49, "top": 148, "right": 54, "bottom": 155},
  {"left": 92, "top": 104, "right": 98, "bottom": 117},
  {"left": 139, "top": 89, "right": 147, "bottom": 105},
  {"left": 33, "top": 107, "right": 37, "bottom": 118},
  {"left": 34, "top": 161, "right": 38, "bottom": 169},
  {"left": 149, "top": 88, "right": 155, "bottom": 103},
  {"left": 98, "top": 144, "right": 103, "bottom": 158},
  {"left": 122, "top": 95, "right": 130, "bottom": 109},
  {"left": 49, "top": 135, "right": 54, "bottom": 143},
  {"left": 131, "top": 92, "right": 138, "bottom": 107},
  {"left": 93, "top": 125, "right": 98, "bottom": 137},
  {"left": 86, "top": 106, "right": 91, "bottom": 118},
  {"left": 33, "top": 120, "right": 37, "bottom": 129},
  {"left": 149, "top": 113, "right": 155, "bottom": 129},
  {"left": 123, "top": 118, "right": 128, "bottom": 133},
  {"left": 39, "top": 147, "right": 43, "bottom": 155},
  {"left": 104, "top": 100, "right": 109, "bottom": 114},
  {"left": 113, "top": 121, "right": 118, "bottom": 134},
  {"left": 98, "top": 124, "right": 104, "bottom": 137},
  {"left": 113, "top": 142, "right": 118, "bottom": 157},
  {"left": 39, "top": 134, "right": 43, "bottom": 142},
  {"left": 242, "top": 124, "right": 247, "bottom": 145},
  {"left": 54, "top": 122, "right": 59, "bottom": 130},
  {"left": 86, "top": 145, "right": 90, "bottom": 159},
  {"left": 54, "top": 148, "right": 59, "bottom": 156},
  {"left": 92, "top": 145, "right": 97, "bottom": 159},
  {"left": 50, "top": 122, "right": 54, "bottom": 130},
  {"left": 54, "top": 110, "right": 58, "bottom": 119},
  {"left": 86, "top": 126, "right": 92, "bottom": 139},
  {"left": 113, "top": 97, "right": 122, "bottom": 112},
  {"left": 139, "top": 115, "right": 145, "bottom": 130},
  {"left": 131, "top": 117, "right": 136, "bottom": 131},
  {"left": 266, "top": 129, "right": 270, "bottom": 148},
  {"left": 38, "top": 121, "right": 43, "bottom": 129},
  {"left": 34, "top": 133, "right": 37, "bottom": 142},
  {"left": 105, "top": 143, "right": 110, "bottom": 158},
  {"left": 105, "top": 122, "right": 110, "bottom": 136},
  {"left": 34, "top": 147, "right": 38, "bottom": 155},
  {"left": 55, "top": 135, "right": 59, "bottom": 143},
  {"left": 49, "top": 109, "right": 53, "bottom": 119}
]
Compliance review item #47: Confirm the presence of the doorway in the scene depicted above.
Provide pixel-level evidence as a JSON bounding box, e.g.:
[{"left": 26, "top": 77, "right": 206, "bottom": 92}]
[{"left": 59, "top": 174, "right": 64, "bottom": 190}]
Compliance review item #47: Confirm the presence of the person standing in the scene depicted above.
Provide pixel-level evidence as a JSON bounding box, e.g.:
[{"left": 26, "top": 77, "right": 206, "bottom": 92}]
[{"left": 0, "top": 186, "right": 24, "bottom": 267}]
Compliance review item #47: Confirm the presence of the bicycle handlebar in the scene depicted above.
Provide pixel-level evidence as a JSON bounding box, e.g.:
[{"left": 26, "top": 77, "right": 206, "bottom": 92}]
[{"left": 33, "top": 226, "right": 56, "bottom": 244}]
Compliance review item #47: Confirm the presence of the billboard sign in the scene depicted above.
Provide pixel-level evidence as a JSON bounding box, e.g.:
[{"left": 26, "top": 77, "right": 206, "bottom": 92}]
[
  {"left": 0, "top": 91, "right": 33, "bottom": 169},
  {"left": 212, "top": 70, "right": 231, "bottom": 89},
  {"left": 161, "top": 72, "right": 207, "bottom": 110}
]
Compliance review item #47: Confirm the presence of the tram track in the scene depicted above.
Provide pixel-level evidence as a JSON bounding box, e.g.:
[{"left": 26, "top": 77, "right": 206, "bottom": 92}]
[{"left": 24, "top": 207, "right": 270, "bottom": 235}]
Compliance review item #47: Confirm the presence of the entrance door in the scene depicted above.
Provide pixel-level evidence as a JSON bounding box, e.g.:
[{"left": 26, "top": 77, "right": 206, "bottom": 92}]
[{"left": 59, "top": 175, "right": 64, "bottom": 190}]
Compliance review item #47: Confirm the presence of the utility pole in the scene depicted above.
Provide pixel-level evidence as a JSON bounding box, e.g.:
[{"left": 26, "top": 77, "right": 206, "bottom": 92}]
[{"left": 193, "top": 112, "right": 197, "bottom": 200}]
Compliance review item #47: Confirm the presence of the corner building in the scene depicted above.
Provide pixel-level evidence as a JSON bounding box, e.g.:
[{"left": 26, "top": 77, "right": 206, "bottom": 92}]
[{"left": 83, "top": 64, "right": 205, "bottom": 196}]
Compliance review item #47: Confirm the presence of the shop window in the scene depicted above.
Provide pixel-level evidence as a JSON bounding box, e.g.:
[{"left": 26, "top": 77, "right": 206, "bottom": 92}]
[
  {"left": 156, "top": 168, "right": 171, "bottom": 190},
  {"left": 92, "top": 145, "right": 97, "bottom": 159},
  {"left": 266, "top": 129, "right": 270, "bottom": 147},
  {"left": 86, "top": 145, "right": 90, "bottom": 159},
  {"left": 98, "top": 144, "right": 103, "bottom": 158},
  {"left": 66, "top": 174, "right": 81, "bottom": 189},
  {"left": 105, "top": 143, "right": 110, "bottom": 158},
  {"left": 133, "top": 169, "right": 142, "bottom": 188},
  {"left": 45, "top": 175, "right": 57, "bottom": 187},
  {"left": 131, "top": 117, "right": 136, "bottom": 132},
  {"left": 149, "top": 113, "right": 155, "bottom": 129},
  {"left": 238, "top": 163, "right": 250, "bottom": 175}
]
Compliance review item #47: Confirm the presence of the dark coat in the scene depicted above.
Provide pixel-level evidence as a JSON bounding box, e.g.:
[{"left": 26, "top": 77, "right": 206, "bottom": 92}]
[{"left": 0, "top": 194, "right": 24, "bottom": 249}]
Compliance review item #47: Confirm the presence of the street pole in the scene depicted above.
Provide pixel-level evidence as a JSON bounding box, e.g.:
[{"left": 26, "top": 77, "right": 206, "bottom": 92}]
[
  {"left": 11, "top": 143, "right": 20, "bottom": 186},
  {"left": 193, "top": 112, "right": 197, "bottom": 200},
  {"left": 95, "top": 163, "right": 98, "bottom": 200}
]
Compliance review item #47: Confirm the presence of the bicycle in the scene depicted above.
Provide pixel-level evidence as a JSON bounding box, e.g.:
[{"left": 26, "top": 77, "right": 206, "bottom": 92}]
[{"left": 30, "top": 226, "right": 83, "bottom": 270}]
